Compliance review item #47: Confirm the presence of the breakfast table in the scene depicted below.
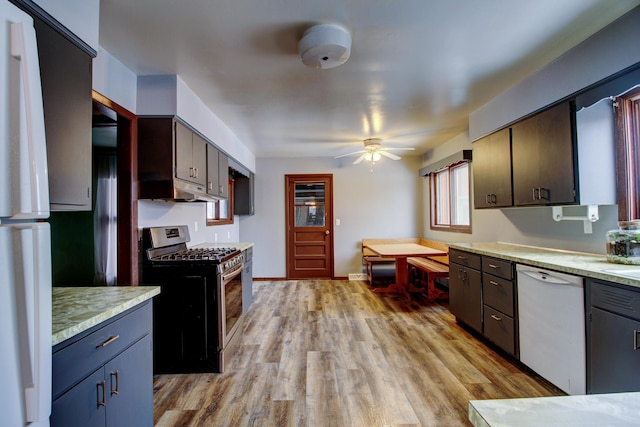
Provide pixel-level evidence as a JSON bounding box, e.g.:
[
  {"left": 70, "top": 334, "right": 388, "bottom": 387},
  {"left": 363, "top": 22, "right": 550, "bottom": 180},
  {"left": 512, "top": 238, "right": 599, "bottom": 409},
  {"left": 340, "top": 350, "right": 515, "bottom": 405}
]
[{"left": 366, "top": 243, "right": 448, "bottom": 298}]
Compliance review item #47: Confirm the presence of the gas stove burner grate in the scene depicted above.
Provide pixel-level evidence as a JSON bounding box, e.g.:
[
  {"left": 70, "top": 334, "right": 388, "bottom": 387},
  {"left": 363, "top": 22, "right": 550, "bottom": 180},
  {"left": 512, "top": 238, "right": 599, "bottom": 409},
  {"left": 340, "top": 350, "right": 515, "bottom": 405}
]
[{"left": 155, "top": 247, "right": 239, "bottom": 262}]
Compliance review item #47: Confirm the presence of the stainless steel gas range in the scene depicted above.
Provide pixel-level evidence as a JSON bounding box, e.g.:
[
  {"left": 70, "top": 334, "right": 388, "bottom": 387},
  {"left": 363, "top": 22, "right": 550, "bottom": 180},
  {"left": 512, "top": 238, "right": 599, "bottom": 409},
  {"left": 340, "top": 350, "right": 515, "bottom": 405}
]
[{"left": 142, "top": 225, "right": 244, "bottom": 373}]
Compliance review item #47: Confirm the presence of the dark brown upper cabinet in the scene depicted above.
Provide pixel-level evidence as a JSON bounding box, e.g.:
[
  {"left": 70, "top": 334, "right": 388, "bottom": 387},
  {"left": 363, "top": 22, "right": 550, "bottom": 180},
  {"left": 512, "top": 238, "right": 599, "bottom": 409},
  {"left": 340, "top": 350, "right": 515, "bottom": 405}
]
[
  {"left": 35, "top": 17, "right": 93, "bottom": 211},
  {"left": 472, "top": 128, "right": 513, "bottom": 208},
  {"left": 511, "top": 101, "right": 576, "bottom": 206}
]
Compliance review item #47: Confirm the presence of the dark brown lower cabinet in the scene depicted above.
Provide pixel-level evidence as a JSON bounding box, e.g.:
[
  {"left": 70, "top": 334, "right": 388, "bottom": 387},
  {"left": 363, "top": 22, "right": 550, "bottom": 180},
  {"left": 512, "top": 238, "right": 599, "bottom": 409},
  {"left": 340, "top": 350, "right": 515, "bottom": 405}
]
[
  {"left": 51, "top": 302, "right": 153, "bottom": 427},
  {"left": 449, "top": 249, "right": 483, "bottom": 333},
  {"left": 588, "top": 279, "right": 640, "bottom": 393},
  {"left": 449, "top": 249, "right": 517, "bottom": 357}
]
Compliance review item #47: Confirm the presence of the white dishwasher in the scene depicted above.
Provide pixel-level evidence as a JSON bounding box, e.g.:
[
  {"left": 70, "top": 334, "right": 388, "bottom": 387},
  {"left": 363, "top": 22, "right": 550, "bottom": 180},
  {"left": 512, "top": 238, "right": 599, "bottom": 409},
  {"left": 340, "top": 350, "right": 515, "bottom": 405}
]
[{"left": 517, "top": 265, "right": 586, "bottom": 395}]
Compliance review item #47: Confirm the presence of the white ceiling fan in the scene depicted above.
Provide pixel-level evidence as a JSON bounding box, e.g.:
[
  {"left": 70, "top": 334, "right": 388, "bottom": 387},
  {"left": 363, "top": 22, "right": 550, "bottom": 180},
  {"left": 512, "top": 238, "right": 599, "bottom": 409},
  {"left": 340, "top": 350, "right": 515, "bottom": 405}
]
[{"left": 334, "top": 138, "right": 415, "bottom": 164}]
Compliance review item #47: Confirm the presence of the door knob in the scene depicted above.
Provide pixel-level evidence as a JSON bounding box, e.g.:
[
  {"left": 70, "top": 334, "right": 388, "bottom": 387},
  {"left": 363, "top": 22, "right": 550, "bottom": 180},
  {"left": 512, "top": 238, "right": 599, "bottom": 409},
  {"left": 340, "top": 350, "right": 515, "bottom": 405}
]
[{"left": 325, "top": 230, "right": 330, "bottom": 235}]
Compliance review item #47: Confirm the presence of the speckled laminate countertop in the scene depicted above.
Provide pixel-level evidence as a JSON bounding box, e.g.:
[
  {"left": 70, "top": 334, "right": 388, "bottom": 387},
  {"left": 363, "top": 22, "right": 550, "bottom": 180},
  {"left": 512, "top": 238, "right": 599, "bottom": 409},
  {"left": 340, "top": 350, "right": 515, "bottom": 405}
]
[
  {"left": 52, "top": 286, "right": 160, "bottom": 346},
  {"left": 448, "top": 242, "right": 640, "bottom": 289},
  {"left": 469, "top": 392, "right": 640, "bottom": 426}
]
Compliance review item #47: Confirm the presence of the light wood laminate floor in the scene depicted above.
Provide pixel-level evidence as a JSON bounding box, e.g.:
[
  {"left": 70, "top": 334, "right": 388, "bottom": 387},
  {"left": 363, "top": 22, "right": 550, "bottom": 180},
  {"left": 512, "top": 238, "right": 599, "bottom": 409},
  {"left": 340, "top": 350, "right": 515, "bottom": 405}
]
[{"left": 153, "top": 280, "right": 562, "bottom": 426}]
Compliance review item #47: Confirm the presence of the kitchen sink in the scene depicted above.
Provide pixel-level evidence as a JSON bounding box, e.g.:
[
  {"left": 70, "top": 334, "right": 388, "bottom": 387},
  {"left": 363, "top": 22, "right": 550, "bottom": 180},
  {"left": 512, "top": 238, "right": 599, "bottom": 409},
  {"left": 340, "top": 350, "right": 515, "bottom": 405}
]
[{"left": 601, "top": 269, "right": 640, "bottom": 279}]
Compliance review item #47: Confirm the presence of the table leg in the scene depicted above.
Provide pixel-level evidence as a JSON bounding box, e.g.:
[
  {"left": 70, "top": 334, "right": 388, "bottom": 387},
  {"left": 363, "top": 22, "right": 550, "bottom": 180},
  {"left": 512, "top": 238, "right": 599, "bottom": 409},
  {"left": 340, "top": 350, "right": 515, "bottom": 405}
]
[{"left": 372, "top": 257, "right": 410, "bottom": 298}]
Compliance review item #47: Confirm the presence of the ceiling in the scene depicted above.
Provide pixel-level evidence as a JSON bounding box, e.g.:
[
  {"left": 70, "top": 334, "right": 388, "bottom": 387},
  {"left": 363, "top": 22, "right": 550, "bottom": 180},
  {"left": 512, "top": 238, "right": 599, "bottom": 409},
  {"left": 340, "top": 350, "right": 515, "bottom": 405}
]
[{"left": 98, "top": 0, "right": 640, "bottom": 160}]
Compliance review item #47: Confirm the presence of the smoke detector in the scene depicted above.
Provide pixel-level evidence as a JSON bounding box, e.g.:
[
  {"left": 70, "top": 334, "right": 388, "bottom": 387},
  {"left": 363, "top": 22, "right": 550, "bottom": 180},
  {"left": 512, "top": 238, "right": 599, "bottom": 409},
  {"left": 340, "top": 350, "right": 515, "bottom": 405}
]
[{"left": 298, "top": 23, "right": 351, "bottom": 69}]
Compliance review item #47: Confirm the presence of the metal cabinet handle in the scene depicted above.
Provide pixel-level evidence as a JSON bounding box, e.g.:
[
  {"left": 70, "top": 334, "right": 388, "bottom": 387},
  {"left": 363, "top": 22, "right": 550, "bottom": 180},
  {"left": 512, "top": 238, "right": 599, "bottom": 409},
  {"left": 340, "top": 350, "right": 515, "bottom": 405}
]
[
  {"left": 634, "top": 330, "right": 640, "bottom": 350},
  {"left": 97, "top": 335, "right": 120, "bottom": 348},
  {"left": 208, "top": 181, "right": 213, "bottom": 191},
  {"left": 488, "top": 264, "right": 498, "bottom": 269},
  {"left": 491, "top": 314, "right": 502, "bottom": 321},
  {"left": 491, "top": 193, "right": 497, "bottom": 204},
  {"left": 457, "top": 255, "right": 467, "bottom": 260},
  {"left": 97, "top": 381, "right": 107, "bottom": 407},
  {"left": 110, "top": 371, "right": 120, "bottom": 395},
  {"left": 539, "top": 187, "right": 549, "bottom": 200},
  {"left": 490, "top": 280, "right": 499, "bottom": 286}
]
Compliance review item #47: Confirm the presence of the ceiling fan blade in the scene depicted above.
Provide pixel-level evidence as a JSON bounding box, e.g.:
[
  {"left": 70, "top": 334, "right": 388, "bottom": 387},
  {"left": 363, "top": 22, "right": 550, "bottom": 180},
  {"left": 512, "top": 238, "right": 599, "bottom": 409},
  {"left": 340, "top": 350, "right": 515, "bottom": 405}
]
[
  {"left": 334, "top": 150, "right": 366, "bottom": 159},
  {"left": 379, "top": 151, "right": 401, "bottom": 160},
  {"left": 353, "top": 153, "right": 369, "bottom": 164},
  {"left": 382, "top": 147, "right": 415, "bottom": 151}
]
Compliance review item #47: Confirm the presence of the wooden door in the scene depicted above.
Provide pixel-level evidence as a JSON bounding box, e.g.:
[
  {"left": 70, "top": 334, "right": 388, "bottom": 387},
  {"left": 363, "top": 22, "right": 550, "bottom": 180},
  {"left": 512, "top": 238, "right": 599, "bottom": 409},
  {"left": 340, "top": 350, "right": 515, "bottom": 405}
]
[{"left": 286, "top": 175, "right": 334, "bottom": 279}]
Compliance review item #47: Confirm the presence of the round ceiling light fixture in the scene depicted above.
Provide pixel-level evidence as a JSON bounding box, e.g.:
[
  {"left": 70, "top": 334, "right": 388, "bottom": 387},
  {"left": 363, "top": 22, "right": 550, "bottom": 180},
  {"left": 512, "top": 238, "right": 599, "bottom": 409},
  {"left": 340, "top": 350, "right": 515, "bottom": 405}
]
[{"left": 298, "top": 23, "right": 351, "bottom": 69}]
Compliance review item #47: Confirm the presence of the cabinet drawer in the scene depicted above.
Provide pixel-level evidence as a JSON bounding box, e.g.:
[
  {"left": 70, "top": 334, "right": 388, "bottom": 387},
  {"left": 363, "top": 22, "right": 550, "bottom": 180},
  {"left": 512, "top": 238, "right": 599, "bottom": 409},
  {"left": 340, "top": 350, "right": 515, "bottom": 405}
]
[
  {"left": 449, "top": 249, "right": 481, "bottom": 270},
  {"left": 483, "top": 305, "right": 516, "bottom": 356},
  {"left": 590, "top": 280, "right": 640, "bottom": 321},
  {"left": 52, "top": 302, "right": 152, "bottom": 399},
  {"left": 482, "top": 257, "right": 513, "bottom": 280},
  {"left": 483, "top": 273, "right": 515, "bottom": 317}
]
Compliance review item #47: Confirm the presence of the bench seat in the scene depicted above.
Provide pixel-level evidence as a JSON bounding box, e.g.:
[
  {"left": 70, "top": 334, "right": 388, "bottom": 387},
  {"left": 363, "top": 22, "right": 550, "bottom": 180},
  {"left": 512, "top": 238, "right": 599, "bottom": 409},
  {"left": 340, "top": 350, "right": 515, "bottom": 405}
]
[{"left": 407, "top": 257, "right": 449, "bottom": 302}]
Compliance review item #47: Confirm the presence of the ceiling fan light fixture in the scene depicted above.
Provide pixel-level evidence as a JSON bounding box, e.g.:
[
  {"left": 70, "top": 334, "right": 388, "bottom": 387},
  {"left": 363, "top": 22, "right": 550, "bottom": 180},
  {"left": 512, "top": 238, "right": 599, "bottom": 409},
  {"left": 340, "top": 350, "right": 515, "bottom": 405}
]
[
  {"left": 364, "top": 151, "right": 381, "bottom": 162},
  {"left": 298, "top": 23, "right": 351, "bottom": 69}
]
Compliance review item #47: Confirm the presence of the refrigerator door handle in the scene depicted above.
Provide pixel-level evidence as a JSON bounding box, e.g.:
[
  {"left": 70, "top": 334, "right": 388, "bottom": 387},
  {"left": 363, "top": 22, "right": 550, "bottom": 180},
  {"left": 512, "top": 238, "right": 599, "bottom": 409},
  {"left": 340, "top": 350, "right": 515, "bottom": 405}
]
[
  {"left": 8, "top": 21, "right": 49, "bottom": 219},
  {"left": 12, "top": 225, "right": 51, "bottom": 423}
]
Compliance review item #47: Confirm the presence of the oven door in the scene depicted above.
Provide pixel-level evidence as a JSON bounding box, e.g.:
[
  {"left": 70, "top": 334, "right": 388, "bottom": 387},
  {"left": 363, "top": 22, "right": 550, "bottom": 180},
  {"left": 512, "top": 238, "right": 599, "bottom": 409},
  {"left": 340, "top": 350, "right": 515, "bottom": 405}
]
[{"left": 219, "top": 262, "right": 244, "bottom": 364}]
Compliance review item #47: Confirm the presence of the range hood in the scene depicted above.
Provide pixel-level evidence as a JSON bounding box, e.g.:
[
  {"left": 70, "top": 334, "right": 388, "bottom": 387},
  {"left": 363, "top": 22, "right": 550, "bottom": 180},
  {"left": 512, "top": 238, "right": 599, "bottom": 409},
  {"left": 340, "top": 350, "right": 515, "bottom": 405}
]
[{"left": 139, "top": 178, "right": 221, "bottom": 203}]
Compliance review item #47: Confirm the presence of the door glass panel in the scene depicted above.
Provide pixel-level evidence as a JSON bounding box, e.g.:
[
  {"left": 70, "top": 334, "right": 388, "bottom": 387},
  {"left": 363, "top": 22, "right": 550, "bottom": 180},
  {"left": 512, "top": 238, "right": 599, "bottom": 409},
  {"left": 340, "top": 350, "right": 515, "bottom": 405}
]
[{"left": 294, "top": 182, "right": 325, "bottom": 226}]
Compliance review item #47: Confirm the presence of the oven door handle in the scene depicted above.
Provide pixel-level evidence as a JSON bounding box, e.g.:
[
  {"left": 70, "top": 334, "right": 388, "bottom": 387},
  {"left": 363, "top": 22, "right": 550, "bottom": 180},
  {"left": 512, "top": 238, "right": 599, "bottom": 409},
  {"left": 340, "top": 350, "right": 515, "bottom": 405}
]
[{"left": 222, "top": 264, "right": 243, "bottom": 281}]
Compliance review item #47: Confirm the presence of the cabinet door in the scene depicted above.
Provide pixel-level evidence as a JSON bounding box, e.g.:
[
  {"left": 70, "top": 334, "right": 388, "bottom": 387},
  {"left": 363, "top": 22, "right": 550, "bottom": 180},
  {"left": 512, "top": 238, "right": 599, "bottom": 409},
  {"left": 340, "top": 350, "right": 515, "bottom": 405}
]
[
  {"left": 175, "top": 122, "right": 193, "bottom": 182},
  {"left": 218, "top": 152, "right": 229, "bottom": 198},
  {"left": 511, "top": 101, "right": 576, "bottom": 206},
  {"left": 235, "top": 173, "right": 255, "bottom": 215},
  {"left": 589, "top": 307, "right": 640, "bottom": 393},
  {"left": 191, "top": 133, "right": 208, "bottom": 187},
  {"left": 35, "top": 18, "right": 92, "bottom": 211},
  {"left": 51, "top": 368, "right": 106, "bottom": 427},
  {"left": 207, "top": 145, "right": 221, "bottom": 197},
  {"left": 472, "top": 128, "right": 512, "bottom": 208},
  {"left": 105, "top": 335, "right": 153, "bottom": 427},
  {"left": 449, "top": 262, "right": 482, "bottom": 333}
]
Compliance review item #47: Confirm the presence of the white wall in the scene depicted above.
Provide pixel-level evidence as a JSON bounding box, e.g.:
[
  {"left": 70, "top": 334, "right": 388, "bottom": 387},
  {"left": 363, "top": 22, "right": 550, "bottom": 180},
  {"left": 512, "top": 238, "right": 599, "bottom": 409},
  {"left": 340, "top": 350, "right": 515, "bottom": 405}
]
[
  {"left": 421, "top": 133, "right": 619, "bottom": 254},
  {"left": 92, "top": 47, "right": 137, "bottom": 113},
  {"left": 138, "top": 200, "right": 239, "bottom": 246},
  {"left": 32, "top": 0, "right": 100, "bottom": 51},
  {"left": 136, "top": 75, "right": 255, "bottom": 172},
  {"left": 470, "top": 6, "right": 640, "bottom": 140},
  {"left": 239, "top": 156, "right": 423, "bottom": 278}
]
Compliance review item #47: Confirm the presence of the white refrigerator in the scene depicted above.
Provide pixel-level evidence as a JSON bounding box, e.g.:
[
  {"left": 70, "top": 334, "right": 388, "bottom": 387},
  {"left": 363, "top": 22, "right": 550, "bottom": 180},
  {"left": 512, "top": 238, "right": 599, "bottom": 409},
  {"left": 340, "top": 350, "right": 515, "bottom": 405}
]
[{"left": 0, "top": 1, "right": 52, "bottom": 426}]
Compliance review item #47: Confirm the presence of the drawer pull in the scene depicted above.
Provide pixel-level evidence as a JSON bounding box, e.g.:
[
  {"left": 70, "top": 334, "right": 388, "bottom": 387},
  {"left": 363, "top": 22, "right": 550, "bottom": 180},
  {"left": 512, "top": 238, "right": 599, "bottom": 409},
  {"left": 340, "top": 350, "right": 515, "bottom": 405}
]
[
  {"left": 97, "top": 381, "right": 106, "bottom": 407},
  {"left": 110, "top": 370, "right": 120, "bottom": 395},
  {"left": 488, "top": 264, "right": 498, "bottom": 269},
  {"left": 457, "top": 255, "right": 467, "bottom": 260},
  {"left": 635, "top": 330, "right": 640, "bottom": 350},
  {"left": 491, "top": 314, "right": 502, "bottom": 321},
  {"left": 97, "top": 335, "right": 120, "bottom": 348},
  {"left": 490, "top": 280, "right": 499, "bottom": 286}
]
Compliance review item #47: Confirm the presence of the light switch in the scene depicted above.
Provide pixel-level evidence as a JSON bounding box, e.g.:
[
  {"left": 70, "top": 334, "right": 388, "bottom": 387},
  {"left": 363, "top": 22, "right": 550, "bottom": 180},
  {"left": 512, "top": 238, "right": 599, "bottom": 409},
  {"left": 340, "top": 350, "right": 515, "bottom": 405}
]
[{"left": 335, "top": 219, "right": 341, "bottom": 226}]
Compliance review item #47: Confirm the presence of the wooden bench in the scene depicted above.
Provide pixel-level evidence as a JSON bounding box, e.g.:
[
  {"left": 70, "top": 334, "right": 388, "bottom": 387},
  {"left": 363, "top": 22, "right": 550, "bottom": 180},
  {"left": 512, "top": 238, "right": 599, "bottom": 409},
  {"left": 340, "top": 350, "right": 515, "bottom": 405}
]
[{"left": 407, "top": 257, "right": 449, "bottom": 301}]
